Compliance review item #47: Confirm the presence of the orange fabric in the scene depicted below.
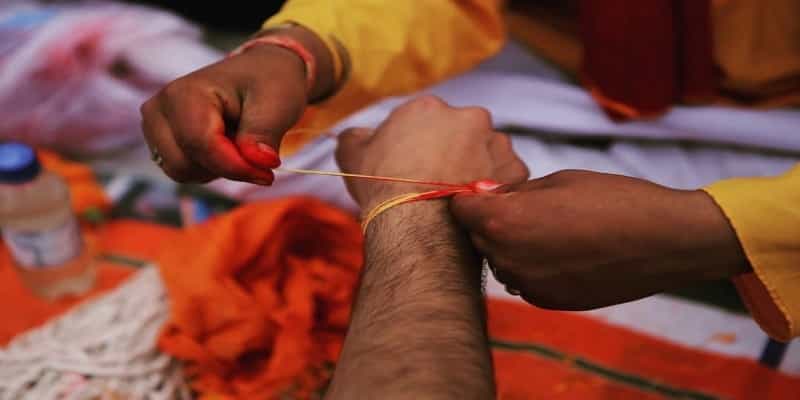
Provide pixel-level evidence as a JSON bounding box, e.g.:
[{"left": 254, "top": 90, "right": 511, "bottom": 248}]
[
  {"left": 488, "top": 300, "right": 800, "bottom": 399},
  {"left": 156, "top": 198, "right": 363, "bottom": 399},
  {"left": 732, "top": 273, "right": 791, "bottom": 341}
]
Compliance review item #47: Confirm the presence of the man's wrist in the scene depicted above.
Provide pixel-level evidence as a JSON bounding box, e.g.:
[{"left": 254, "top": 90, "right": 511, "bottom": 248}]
[
  {"left": 365, "top": 199, "right": 451, "bottom": 239},
  {"left": 358, "top": 184, "right": 448, "bottom": 220},
  {"left": 363, "top": 199, "right": 481, "bottom": 279}
]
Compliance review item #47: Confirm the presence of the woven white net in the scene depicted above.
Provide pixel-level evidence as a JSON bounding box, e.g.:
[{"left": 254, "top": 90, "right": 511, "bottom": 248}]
[{"left": 0, "top": 267, "right": 190, "bottom": 400}]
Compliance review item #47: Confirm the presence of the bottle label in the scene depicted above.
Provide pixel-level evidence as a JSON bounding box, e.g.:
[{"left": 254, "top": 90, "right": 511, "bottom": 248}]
[{"left": 2, "top": 216, "right": 83, "bottom": 269}]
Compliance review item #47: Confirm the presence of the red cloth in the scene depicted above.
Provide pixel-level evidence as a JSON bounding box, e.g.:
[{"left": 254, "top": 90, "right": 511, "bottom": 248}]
[{"left": 580, "top": 0, "right": 716, "bottom": 119}]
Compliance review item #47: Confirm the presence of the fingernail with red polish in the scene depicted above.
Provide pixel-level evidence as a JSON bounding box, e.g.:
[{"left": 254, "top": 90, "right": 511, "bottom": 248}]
[
  {"left": 252, "top": 170, "right": 275, "bottom": 185},
  {"left": 257, "top": 143, "right": 281, "bottom": 166},
  {"left": 241, "top": 141, "right": 281, "bottom": 169}
]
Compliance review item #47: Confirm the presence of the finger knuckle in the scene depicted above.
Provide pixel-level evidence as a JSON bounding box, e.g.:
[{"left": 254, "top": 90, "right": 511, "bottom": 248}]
[
  {"left": 336, "top": 129, "right": 364, "bottom": 154},
  {"left": 494, "top": 132, "right": 512, "bottom": 146},
  {"left": 481, "top": 216, "right": 511, "bottom": 243},
  {"left": 334, "top": 141, "right": 349, "bottom": 166},
  {"left": 140, "top": 97, "right": 157, "bottom": 116},
  {"left": 414, "top": 94, "right": 446, "bottom": 107},
  {"left": 161, "top": 79, "right": 188, "bottom": 98},
  {"left": 340, "top": 127, "right": 366, "bottom": 140},
  {"left": 512, "top": 162, "right": 531, "bottom": 182},
  {"left": 480, "top": 210, "right": 517, "bottom": 243},
  {"left": 404, "top": 95, "right": 446, "bottom": 111},
  {"left": 460, "top": 106, "right": 492, "bottom": 128}
]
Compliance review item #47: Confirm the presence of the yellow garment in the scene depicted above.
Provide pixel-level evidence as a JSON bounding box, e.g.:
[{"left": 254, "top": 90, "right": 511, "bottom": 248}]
[
  {"left": 705, "top": 166, "right": 800, "bottom": 342},
  {"left": 266, "top": 1, "right": 800, "bottom": 340},
  {"left": 263, "top": 0, "right": 505, "bottom": 154}
]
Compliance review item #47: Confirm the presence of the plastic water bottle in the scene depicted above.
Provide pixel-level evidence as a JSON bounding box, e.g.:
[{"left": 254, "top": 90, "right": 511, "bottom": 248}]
[{"left": 0, "top": 142, "right": 95, "bottom": 299}]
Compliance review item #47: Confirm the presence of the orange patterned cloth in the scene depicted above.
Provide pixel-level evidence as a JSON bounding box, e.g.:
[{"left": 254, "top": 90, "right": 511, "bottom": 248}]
[{"left": 488, "top": 300, "right": 800, "bottom": 400}]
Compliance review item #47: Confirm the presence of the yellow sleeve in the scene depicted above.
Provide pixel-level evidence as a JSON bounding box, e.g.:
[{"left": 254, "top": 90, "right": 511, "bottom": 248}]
[
  {"left": 704, "top": 164, "right": 800, "bottom": 341},
  {"left": 263, "top": 0, "right": 506, "bottom": 153}
]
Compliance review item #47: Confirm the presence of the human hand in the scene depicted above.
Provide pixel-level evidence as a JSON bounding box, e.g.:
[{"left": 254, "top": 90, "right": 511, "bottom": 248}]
[
  {"left": 140, "top": 26, "right": 335, "bottom": 185},
  {"left": 334, "top": 95, "right": 529, "bottom": 211},
  {"left": 451, "top": 170, "right": 750, "bottom": 310}
]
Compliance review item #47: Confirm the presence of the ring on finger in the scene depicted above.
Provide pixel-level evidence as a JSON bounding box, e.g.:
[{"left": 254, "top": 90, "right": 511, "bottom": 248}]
[{"left": 150, "top": 146, "right": 165, "bottom": 167}]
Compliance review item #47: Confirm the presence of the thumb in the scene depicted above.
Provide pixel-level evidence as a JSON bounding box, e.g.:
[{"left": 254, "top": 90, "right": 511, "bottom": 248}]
[
  {"left": 452, "top": 177, "right": 549, "bottom": 231},
  {"left": 450, "top": 192, "right": 505, "bottom": 234},
  {"left": 236, "top": 86, "right": 307, "bottom": 170}
]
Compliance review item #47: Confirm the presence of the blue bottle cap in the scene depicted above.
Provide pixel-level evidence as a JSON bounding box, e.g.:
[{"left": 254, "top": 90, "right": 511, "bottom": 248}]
[{"left": 0, "top": 142, "right": 41, "bottom": 183}]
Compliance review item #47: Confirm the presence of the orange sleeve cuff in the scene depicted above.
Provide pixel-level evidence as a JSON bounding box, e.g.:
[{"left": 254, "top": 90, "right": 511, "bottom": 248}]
[{"left": 703, "top": 164, "right": 800, "bottom": 342}]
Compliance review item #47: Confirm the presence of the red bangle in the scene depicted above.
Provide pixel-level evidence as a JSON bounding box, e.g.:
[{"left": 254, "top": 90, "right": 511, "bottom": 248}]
[{"left": 229, "top": 35, "right": 317, "bottom": 93}]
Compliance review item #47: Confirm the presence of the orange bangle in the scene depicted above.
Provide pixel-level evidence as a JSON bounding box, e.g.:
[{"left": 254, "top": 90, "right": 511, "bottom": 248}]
[{"left": 229, "top": 35, "right": 317, "bottom": 93}]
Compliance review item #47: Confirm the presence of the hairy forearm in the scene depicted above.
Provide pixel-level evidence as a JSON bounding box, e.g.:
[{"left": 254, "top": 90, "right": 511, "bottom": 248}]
[{"left": 326, "top": 201, "right": 494, "bottom": 400}]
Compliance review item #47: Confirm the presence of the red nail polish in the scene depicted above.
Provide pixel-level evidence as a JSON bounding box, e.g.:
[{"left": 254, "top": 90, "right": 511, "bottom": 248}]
[
  {"left": 241, "top": 142, "right": 281, "bottom": 168},
  {"left": 257, "top": 142, "right": 277, "bottom": 157}
]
